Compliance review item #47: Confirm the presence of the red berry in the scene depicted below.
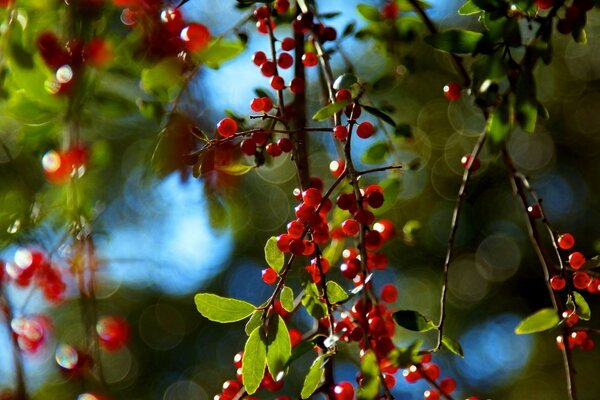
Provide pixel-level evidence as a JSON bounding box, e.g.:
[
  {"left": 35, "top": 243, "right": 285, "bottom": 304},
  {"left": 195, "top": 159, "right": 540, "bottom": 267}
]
[
  {"left": 275, "top": 0, "right": 289, "bottom": 14},
  {"left": 562, "top": 311, "right": 579, "bottom": 327},
  {"left": 262, "top": 268, "right": 278, "bottom": 284},
  {"left": 83, "top": 38, "right": 112, "bottom": 68},
  {"left": 573, "top": 272, "right": 592, "bottom": 289},
  {"left": 256, "top": 18, "right": 275, "bottom": 34},
  {"left": 270, "top": 75, "right": 285, "bottom": 90},
  {"left": 424, "top": 389, "right": 440, "bottom": 400},
  {"left": 261, "top": 60, "right": 276, "bottom": 77},
  {"left": 569, "top": 252, "right": 586, "bottom": 270},
  {"left": 380, "top": 284, "right": 398, "bottom": 303},
  {"left": 252, "top": 51, "right": 267, "bottom": 66},
  {"left": 342, "top": 219, "right": 360, "bottom": 236},
  {"left": 302, "top": 188, "right": 322, "bottom": 207},
  {"left": 403, "top": 366, "right": 422, "bottom": 383},
  {"left": 356, "top": 121, "right": 374, "bottom": 139},
  {"left": 277, "top": 138, "right": 293, "bottom": 153},
  {"left": 335, "top": 89, "right": 352, "bottom": 102},
  {"left": 536, "top": 0, "right": 555, "bottom": 9},
  {"left": 443, "top": 82, "right": 461, "bottom": 101},
  {"left": 240, "top": 138, "right": 256, "bottom": 156},
  {"left": 281, "top": 37, "right": 295, "bottom": 51},
  {"left": 160, "top": 8, "right": 184, "bottom": 32},
  {"left": 550, "top": 275, "right": 566, "bottom": 291},
  {"left": 266, "top": 142, "right": 282, "bottom": 157},
  {"left": 320, "top": 26, "right": 337, "bottom": 42},
  {"left": 302, "top": 52, "right": 318, "bottom": 67},
  {"left": 96, "top": 316, "right": 129, "bottom": 351},
  {"left": 233, "top": 351, "right": 243, "bottom": 368},
  {"left": 558, "top": 233, "right": 575, "bottom": 250},
  {"left": 373, "top": 219, "right": 395, "bottom": 241},
  {"left": 423, "top": 363, "right": 440, "bottom": 380},
  {"left": 254, "top": 5, "right": 270, "bottom": 20},
  {"left": 261, "top": 97, "right": 273, "bottom": 112},
  {"left": 250, "top": 98, "right": 265, "bottom": 112},
  {"left": 289, "top": 329, "right": 302, "bottom": 347},
  {"left": 217, "top": 118, "right": 237, "bottom": 137},
  {"left": 290, "top": 77, "right": 304, "bottom": 94},
  {"left": 439, "top": 377, "right": 456, "bottom": 395},
  {"left": 381, "top": 2, "right": 399, "bottom": 19},
  {"left": 365, "top": 230, "right": 383, "bottom": 251},
  {"left": 223, "top": 380, "right": 241, "bottom": 397},
  {"left": 180, "top": 23, "right": 211, "bottom": 52},
  {"left": 340, "top": 259, "right": 360, "bottom": 279},
  {"left": 527, "top": 204, "right": 542, "bottom": 219},
  {"left": 461, "top": 154, "right": 480, "bottom": 171},
  {"left": 277, "top": 52, "right": 293, "bottom": 69},
  {"left": 384, "top": 373, "right": 396, "bottom": 389},
  {"left": 37, "top": 32, "right": 69, "bottom": 69},
  {"left": 333, "top": 125, "right": 348, "bottom": 141},
  {"left": 332, "top": 381, "right": 354, "bottom": 400},
  {"left": 367, "top": 191, "right": 384, "bottom": 209}
]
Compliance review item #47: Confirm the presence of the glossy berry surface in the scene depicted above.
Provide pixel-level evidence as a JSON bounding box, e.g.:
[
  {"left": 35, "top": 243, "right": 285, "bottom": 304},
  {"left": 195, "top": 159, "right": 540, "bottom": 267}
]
[
  {"left": 443, "top": 82, "right": 461, "bottom": 101},
  {"left": 569, "top": 252, "right": 586, "bottom": 270},
  {"left": 217, "top": 118, "right": 238, "bottom": 137},
  {"left": 461, "top": 154, "right": 480, "bottom": 171},
  {"left": 558, "top": 233, "right": 575, "bottom": 250},
  {"left": 550, "top": 275, "right": 566, "bottom": 291},
  {"left": 356, "top": 121, "right": 375, "bottom": 139},
  {"left": 332, "top": 381, "right": 354, "bottom": 400},
  {"left": 180, "top": 23, "right": 211, "bottom": 52},
  {"left": 262, "top": 268, "right": 277, "bottom": 284},
  {"left": 96, "top": 316, "right": 129, "bottom": 351}
]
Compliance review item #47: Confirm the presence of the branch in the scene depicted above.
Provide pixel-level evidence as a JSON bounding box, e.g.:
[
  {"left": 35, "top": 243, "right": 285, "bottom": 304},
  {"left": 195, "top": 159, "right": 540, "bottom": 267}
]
[{"left": 0, "top": 288, "right": 27, "bottom": 400}]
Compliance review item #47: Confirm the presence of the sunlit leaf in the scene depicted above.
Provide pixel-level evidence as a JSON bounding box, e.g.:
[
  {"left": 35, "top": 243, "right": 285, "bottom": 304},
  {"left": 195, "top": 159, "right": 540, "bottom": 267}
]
[
  {"left": 458, "top": 0, "right": 481, "bottom": 15},
  {"left": 333, "top": 73, "right": 358, "bottom": 90},
  {"left": 325, "top": 281, "right": 349, "bottom": 304},
  {"left": 242, "top": 327, "right": 268, "bottom": 394},
  {"left": 312, "top": 100, "right": 350, "bottom": 121},
  {"left": 195, "top": 39, "right": 245, "bottom": 68},
  {"left": 515, "top": 308, "right": 559, "bottom": 334},
  {"left": 194, "top": 293, "right": 255, "bottom": 323},
  {"left": 357, "top": 350, "right": 380, "bottom": 400},
  {"left": 301, "top": 355, "right": 326, "bottom": 399},
  {"left": 215, "top": 163, "right": 255, "bottom": 176},
  {"left": 266, "top": 315, "right": 291, "bottom": 378},
  {"left": 265, "top": 236, "right": 285, "bottom": 273},
  {"left": 442, "top": 335, "right": 464, "bottom": 357},
  {"left": 245, "top": 310, "right": 264, "bottom": 335},
  {"left": 573, "top": 292, "right": 591, "bottom": 321},
  {"left": 280, "top": 286, "right": 294, "bottom": 312}
]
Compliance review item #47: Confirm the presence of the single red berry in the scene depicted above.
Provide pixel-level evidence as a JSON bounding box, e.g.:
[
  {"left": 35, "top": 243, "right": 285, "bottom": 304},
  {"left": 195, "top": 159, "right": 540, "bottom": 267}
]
[
  {"left": 289, "top": 239, "right": 306, "bottom": 255},
  {"left": 252, "top": 51, "right": 267, "bottom": 66},
  {"left": 256, "top": 18, "right": 275, "bottom": 34},
  {"left": 562, "top": 311, "right": 579, "bottom": 327},
  {"left": 550, "top": 275, "right": 566, "bottom": 291},
  {"left": 160, "top": 7, "right": 184, "bottom": 32},
  {"left": 527, "top": 204, "right": 542, "bottom": 219},
  {"left": 277, "top": 52, "right": 293, "bottom": 69},
  {"left": 356, "top": 121, "right": 375, "bottom": 139},
  {"left": 277, "top": 138, "right": 293, "bottom": 153},
  {"left": 180, "top": 23, "right": 211, "bottom": 52},
  {"left": 367, "top": 191, "right": 385, "bottom": 209},
  {"left": 223, "top": 380, "right": 242, "bottom": 397},
  {"left": 558, "top": 233, "right": 575, "bottom": 250},
  {"left": 384, "top": 373, "right": 396, "bottom": 389},
  {"left": 240, "top": 138, "right": 257, "bottom": 156},
  {"left": 302, "top": 52, "right": 318, "bottom": 67},
  {"left": 270, "top": 75, "right": 285, "bottom": 90},
  {"left": 254, "top": 5, "right": 270, "bottom": 20},
  {"left": 340, "top": 259, "right": 360, "bottom": 280},
  {"left": 261, "top": 97, "right": 273, "bottom": 112},
  {"left": 332, "top": 381, "right": 354, "bottom": 400},
  {"left": 276, "top": 234, "right": 291, "bottom": 252},
  {"left": 573, "top": 272, "right": 592, "bottom": 289},
  {"left": 252, "top": 130, "right": 269, "bottom": 146},
  {"left": 365, "top": 230, "right": 383, "bottom": 251},
  {"left": 373, "top": 219, "right": 395, "bottom": 241},
  {"left": 290, "top": 77, "right": 304, "bottom": 94},
  {"left": 443, "top": 82, "right": 461, "bottom": 101},
  {"left": 424, "top": 389, "right": 441, "bottom": 400},
  {"left": 581, "top": 338, "right": 595, "bottom": 352},
  {"left": 353, "top": 209, "right": 374, "bottom": 226},
  {"left": 421, "top": 353, "right": 432, "bottom": 363},
  {"left": 250, "top": 97, "right": 265, "bottom": 112},
  {"left": 333, "top": 125, "right": 348, "bottom": 141},
  {"left": 439, "top": 377, "right": 456, "bottom": 395},
  {"left": 281, "top": 37, "right": 295, "bottom": 51},
  {"left": 536, "top": 0, "right": 555, "bottom": 9},
  {"left": 275, "top": 0, "right": 289, "bottom": 14},
  {"left": 233, "top": 351, "right": 243, "bottom": 368},
  {"left": 461, "top": 154, "right": 480, "bottom": 171},
  {"left": 569, "top": 252, "right": 586, "bottom": 270},
  {"left": 83, "top": 38, "right": 112, "bottom": 68},
  {"left": 335, "top": 89, "right": 352, "bottom": 102},
  {"left": 217, "top": 118, "right": 237, "bottom": 137},
  {"left": 266, "top": 142, "right": 282, "bottom": 157},
  {"left": 380, "top": 284, "right": 398, "bottom": 303},
  {"left": 262, "top": 268, "right": 278, "bottom": 284},
  {"left": 261, "top": 60, "right": 276, "bottom": 77},
  {"left": 330, "top": 160, "right": 345, "bottom": 177},
  {"left": 381, "top": 2, "right": 399, "bottom": 19},
  {"left": 37, "top": 32, "right": 69, "bottom": 69},
  {"left": 342, "top": 219, "right": 360, "bottom": 237},
  {"left": 302, "top": 188, "right": 322, "bottom": 207},
  {"left": 96, "top": 316, "right": 129, "bottom": 351},
  {"left": 320, "top": 26, "right": 337, "bottom": 42},
  {"left": 423, "top": 363, "right": 440, "bottom": 380},
  {"left": 403, "top": 366, "right": 422, "bottom": 383}
]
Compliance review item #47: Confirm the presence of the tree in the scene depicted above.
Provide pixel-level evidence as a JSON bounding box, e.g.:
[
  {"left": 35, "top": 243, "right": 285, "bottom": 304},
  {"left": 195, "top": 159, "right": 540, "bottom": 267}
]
[{"left": 1, "top": 0, "right": 600, "bottom": 399}]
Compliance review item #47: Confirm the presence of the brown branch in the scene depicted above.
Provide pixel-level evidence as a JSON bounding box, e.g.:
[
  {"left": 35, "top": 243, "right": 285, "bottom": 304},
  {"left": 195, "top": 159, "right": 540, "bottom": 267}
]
[{"left": 0, "top": 288, "right": 27, "bottom": 400}]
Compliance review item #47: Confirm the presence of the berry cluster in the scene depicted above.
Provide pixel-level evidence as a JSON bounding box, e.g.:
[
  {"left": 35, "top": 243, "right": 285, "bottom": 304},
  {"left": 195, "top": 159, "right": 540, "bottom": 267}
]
[
  {"left": 550, "top": 233, "right": 599, "bottom": 293},
  {"left": 42, "top": 145, "right": 88, "bottom": 184},
  {"left": 402, "top": 353, "right": 463, "bottom": 400}
]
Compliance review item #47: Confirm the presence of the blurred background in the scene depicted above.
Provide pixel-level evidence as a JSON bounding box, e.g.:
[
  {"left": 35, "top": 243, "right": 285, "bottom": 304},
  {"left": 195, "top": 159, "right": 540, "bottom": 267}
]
[{"left": 1, "top": 0, "right": 600, "bottom": 399}]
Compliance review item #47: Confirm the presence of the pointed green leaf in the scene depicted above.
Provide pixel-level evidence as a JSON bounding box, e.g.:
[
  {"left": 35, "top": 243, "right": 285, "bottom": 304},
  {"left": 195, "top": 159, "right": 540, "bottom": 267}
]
[
  {"left": 458, "top": 0, "right": 481, "bottom": 15},
  {"left": 357, "top": 350, "right": 380, "bottom": 400},
  {"left": 424, "top": 30, "right": 483, "bottom": 54},
  {"left": 442, "top": 335, "right": 464, "bottom": 357},
  {"left": 195, "top": 39, "right": 245, "bottom": 68},
  {"left": 356, "top": 4, "right": 381, "bottom": 22},
  {"left": 266, "top": 315, "right": 292, "bottom": 378},
  {"left": 215, "top": 163, "right": 255, "bottom": 176},
  {"left": 392, "top": 310, "right": 437, "bottom": 332},
  {"left": 242, "top": 327, "right": 268, "bottom": 394},
  {"left": 333, "top": 73, "right": 358, "bottom": 90},
  {"left": 245, "top": 310, "right": 264, "bottom": 335},
  {"left": 326, "top": 281, "right": 349, "bottom": 304},
  {"left": 363, "top": 105, "right": 396, "bottom": 127},
  {"left": 515, "top": 70, "right": 537, "bottom": 133},
  {"left": 265, "top": 236, "right": 285, "bottom": 273},
  {"left": 515, "top": 308, "right": 559, "bottom": 334},
  {"left": 361, "top": 142, "right": 388, "bottom": 164},
  {"left": 487, "top": 101, "right": 511, "bottom": 144},
  {"left": 301, "top": 355, "right": 327, "bottom": 399},
  {"left": 573, "top": 292, "right": 591, "bottom": 321},
  {"left": 312, "top": 100, "right": 351, "bottom": 121},
  {"left": 194, "top": 293, "right": 255, "bottom": 323},
  {"left": 280, "top": 286, "right": 295, "bottom": 312},
  {"left": 302, "top": 281, "right": 327, "bottom": 319}
]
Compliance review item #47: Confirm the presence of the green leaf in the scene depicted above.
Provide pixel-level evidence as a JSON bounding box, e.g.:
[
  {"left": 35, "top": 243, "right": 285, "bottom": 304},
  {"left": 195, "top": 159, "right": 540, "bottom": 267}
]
[
  {"left": 573, "top": 292, "right": 591, "bottom": 321},
  {"left": 361, "top": 141, "right": 388, "bottom": 164},
  {"left": 215, "top": 163, "right": 255, "bottom": 176},
  {"left": 515, "top": 70, "right": 537, "bottom": 133},
  {"left": 363, "top": 105, "right": 396, "bottom": 127},
  {"left": 141, "top": 58, "right": 184, "bottom": 101},
  {"left": 312, "top": 100, "right": 350, "bottom": 121},
  {"left": 515, "top": 308, "right": 559, "bottom": 334},
  {"left": 301, "top": 355, "right": 327, "bottom": 399},
  {"left": 396, "top": 340, "right": 424, "bottom": 367},
  {"left": 442, "top": 335, "right": 464, "bottom": 357},
  {"left": 458, "top": 0, "right": 481, "bottom": 15},
  {"left": 280, "top": 286, "right": 294, "bottom": 312},
  {"left": 266, "top": 315, "right": 292, "bottom": 378},
  {"left": 424, "top": 30, "right": 484, "bottom": 54},
  {"left": 265, "top": 236, "right": 285, "bottom": 273},
  {"left": 486, "top": 101, "right": 511, "bottom": 144},
  {"left": 326, "top": 281, "right": 349, "bottom": 304},
  {"left": 333, "top": 73, "right": 358, "bottom": 90},
  {"left": 392, "top": 310, "right": 437, "bottom": 332},
  {"left": 242, "top": 327, "right": 268, "bottom": 394},
  {"left": 194, "top": 293, "right": 255, "bottom": 323},
  {"left": 245, "top": 310, "right": 264, "bottom": 335},
  {"left": 357, "top": 350, "right": 380, "bottom": 400},
  {"left": 195, "top": 39, "right": 245, "bottom": 68},
  {"left": 302, "top": 281, "right": 327, "bottom": 319},
  {"left": 356, "top": 4, "right": 381, "bottom": 22}
]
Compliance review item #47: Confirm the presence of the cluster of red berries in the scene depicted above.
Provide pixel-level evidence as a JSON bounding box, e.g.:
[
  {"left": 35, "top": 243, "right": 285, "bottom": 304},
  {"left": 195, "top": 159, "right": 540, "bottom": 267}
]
[
  {"left": 36, "top": 32, "right": 112, "bottom": 95},
  {"left": 10, "top": 315, "right": 52, "bottom": 354},
  {"left": 42, "top": 145, "right": 88, "bottom": 184},
  {"left": 3, "top": 248, "right": 66, "bottom": 304},
  {"left": 556, "top": 329, "right": 595, "bottom": 352},
  {"left": 403, "top": 354, "right": 461, "bottom": 400},
  {"left": 549, "top": 233, "right": 598, "bottom": 293}
]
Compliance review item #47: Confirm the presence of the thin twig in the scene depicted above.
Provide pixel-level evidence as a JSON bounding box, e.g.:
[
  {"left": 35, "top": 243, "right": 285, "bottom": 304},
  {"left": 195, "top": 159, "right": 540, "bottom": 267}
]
[{"left": 0, "top": 288, "right": 27, "bottom": 400}]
